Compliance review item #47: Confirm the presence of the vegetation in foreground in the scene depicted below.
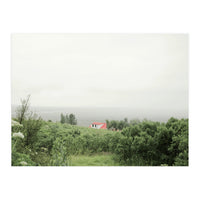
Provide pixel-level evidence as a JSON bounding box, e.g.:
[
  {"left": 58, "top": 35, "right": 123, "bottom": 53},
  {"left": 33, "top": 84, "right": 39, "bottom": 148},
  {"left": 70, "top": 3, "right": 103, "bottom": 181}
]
[
  {"left": 70, "top": 153, "right": 119, "bottom": 166},
  {"left": 11, "top": 96, "right": 188, "bottom": 166}
]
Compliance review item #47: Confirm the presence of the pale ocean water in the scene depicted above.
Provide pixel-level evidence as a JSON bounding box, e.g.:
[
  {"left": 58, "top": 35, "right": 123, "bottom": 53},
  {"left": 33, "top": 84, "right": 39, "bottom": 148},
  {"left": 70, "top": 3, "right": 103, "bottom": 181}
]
[{"left": 11, "top": 105, "right": 188, "bottom": 127}]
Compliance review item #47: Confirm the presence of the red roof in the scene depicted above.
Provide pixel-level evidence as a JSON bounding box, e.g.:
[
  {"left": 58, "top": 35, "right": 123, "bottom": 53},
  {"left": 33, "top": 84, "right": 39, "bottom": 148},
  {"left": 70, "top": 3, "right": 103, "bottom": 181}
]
[
  {"left": 92, "top": 122, "right": 105, "bottom": 125},
  {"left": 90, "top": 122, "right": 107, "bottom": 129}
]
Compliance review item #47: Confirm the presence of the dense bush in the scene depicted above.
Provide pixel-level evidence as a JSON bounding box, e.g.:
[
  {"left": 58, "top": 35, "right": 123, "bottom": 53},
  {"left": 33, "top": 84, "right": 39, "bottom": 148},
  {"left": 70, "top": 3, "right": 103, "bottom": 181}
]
[
  {"left": 106, "top": 118, "right": 129, "bottom": 130},
  {"left": 11, "top": 116, "right": 188, "bottom": 166},
  {"left": 167, "top": 118, "right": 189, "bottom": 166},
  {"left": 112, "top": 118, "right": 189, "bottom": 166}
]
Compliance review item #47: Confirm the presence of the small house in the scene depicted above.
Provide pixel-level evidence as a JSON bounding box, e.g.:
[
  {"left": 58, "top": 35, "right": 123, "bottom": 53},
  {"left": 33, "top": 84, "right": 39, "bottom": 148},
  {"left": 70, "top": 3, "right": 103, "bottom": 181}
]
[{"left": 89, "top": 122, "right": 107, "bottom": 129}]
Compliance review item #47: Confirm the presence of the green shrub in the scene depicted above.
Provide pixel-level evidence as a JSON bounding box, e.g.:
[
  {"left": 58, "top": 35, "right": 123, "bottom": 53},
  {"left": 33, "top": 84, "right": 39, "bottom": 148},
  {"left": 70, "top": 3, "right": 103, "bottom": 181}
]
[{"left": 12, "top": 152, "right": 35, "bottom": 166}]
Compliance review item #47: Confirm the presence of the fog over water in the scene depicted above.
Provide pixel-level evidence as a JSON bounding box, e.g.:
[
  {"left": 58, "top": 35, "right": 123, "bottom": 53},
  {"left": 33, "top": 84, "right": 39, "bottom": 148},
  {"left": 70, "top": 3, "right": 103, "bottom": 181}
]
[
  {"left": 11, "top": 105, "right": 188, "bottom": 127},
  {"left": 11, "top": 34, "right": 188, "bottom": 122}
]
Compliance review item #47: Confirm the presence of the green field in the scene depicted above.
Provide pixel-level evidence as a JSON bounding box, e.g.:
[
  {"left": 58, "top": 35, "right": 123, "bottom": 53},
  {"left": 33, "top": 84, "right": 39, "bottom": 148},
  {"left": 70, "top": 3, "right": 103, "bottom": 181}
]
[{"left": 70, "top": 152, "right": 120, "bottom": 166}]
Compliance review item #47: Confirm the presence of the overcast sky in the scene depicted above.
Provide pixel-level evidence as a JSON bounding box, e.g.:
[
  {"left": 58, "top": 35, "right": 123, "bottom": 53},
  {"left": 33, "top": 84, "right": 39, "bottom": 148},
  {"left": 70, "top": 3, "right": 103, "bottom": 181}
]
[{"left": 11, "top": 34, "right": 188, "bottom": 114}]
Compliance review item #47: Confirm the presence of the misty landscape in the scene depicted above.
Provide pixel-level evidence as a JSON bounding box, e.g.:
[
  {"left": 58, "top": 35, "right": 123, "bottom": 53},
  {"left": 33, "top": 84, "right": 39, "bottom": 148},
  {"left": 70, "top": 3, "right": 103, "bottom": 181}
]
[
  {"left": 11, "top": 34, "right": 188, "bottom": 166},
  {"left": 12, "top": 105, "right": 187, "bottom": 127}
]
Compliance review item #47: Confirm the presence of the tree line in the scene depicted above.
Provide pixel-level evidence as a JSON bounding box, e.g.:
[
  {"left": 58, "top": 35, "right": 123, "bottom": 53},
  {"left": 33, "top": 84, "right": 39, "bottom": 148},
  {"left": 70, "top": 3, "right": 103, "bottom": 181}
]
[
  {"left": 106, "top": 118, "right": 142, "bottom": 130},
  {"left": 60, "top": 113, "right": 77, "bottom": 125}
]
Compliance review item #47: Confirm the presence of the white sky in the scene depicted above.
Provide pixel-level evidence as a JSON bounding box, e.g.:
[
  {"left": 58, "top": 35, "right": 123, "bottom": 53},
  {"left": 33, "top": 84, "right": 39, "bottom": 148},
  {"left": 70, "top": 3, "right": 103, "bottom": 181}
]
[{"left": 11, "top": 34, "right": 188, "bottom": 113}]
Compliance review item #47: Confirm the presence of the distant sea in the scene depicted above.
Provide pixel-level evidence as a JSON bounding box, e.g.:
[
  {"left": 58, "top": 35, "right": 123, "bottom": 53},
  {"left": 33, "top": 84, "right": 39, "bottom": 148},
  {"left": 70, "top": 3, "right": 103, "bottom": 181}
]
[{"left": 11, "top": 105, "right": 188, "bottom": 127}]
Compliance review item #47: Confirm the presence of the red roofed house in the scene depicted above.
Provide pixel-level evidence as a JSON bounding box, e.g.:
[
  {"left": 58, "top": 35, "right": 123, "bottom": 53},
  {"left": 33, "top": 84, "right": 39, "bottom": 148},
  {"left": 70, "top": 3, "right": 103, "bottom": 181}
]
[{"left": 89, "top": 122, "right": 107, "bottom": 129}]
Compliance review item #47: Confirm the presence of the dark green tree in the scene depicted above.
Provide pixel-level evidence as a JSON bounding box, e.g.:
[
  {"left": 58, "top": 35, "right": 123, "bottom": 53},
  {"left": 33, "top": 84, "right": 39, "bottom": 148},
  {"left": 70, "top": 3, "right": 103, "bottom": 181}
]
[
  {"left": 66, "top": 114, "right": 69, "bottom": 123},
  {"left": 60, "top": 113, "right": 66, "bottom": 124},
  {"left": 64, "top": 113, "right": 77, "bottom": 125},
  {"left": 106, "top": 119, "right": 110, "bottom": 129},
  {"left": 68, "top": 113, "right": 77, "bottom": 125}
]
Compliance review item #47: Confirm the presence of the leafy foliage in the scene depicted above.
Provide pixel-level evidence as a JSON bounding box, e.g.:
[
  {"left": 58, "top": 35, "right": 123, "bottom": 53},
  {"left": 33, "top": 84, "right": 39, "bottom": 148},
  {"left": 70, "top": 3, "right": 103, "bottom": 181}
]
[
  {"left": 112, "top": 118, "right": 189, "bottom": 166},
  {"left": 12, "top": 152, "right": 36, "bottom": 166},
  {"left": 106, "top": 118, "right": 129, "bottom": 130},
  {"left": 12, "top": 112, "right": 188, "bottom": 166}
]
